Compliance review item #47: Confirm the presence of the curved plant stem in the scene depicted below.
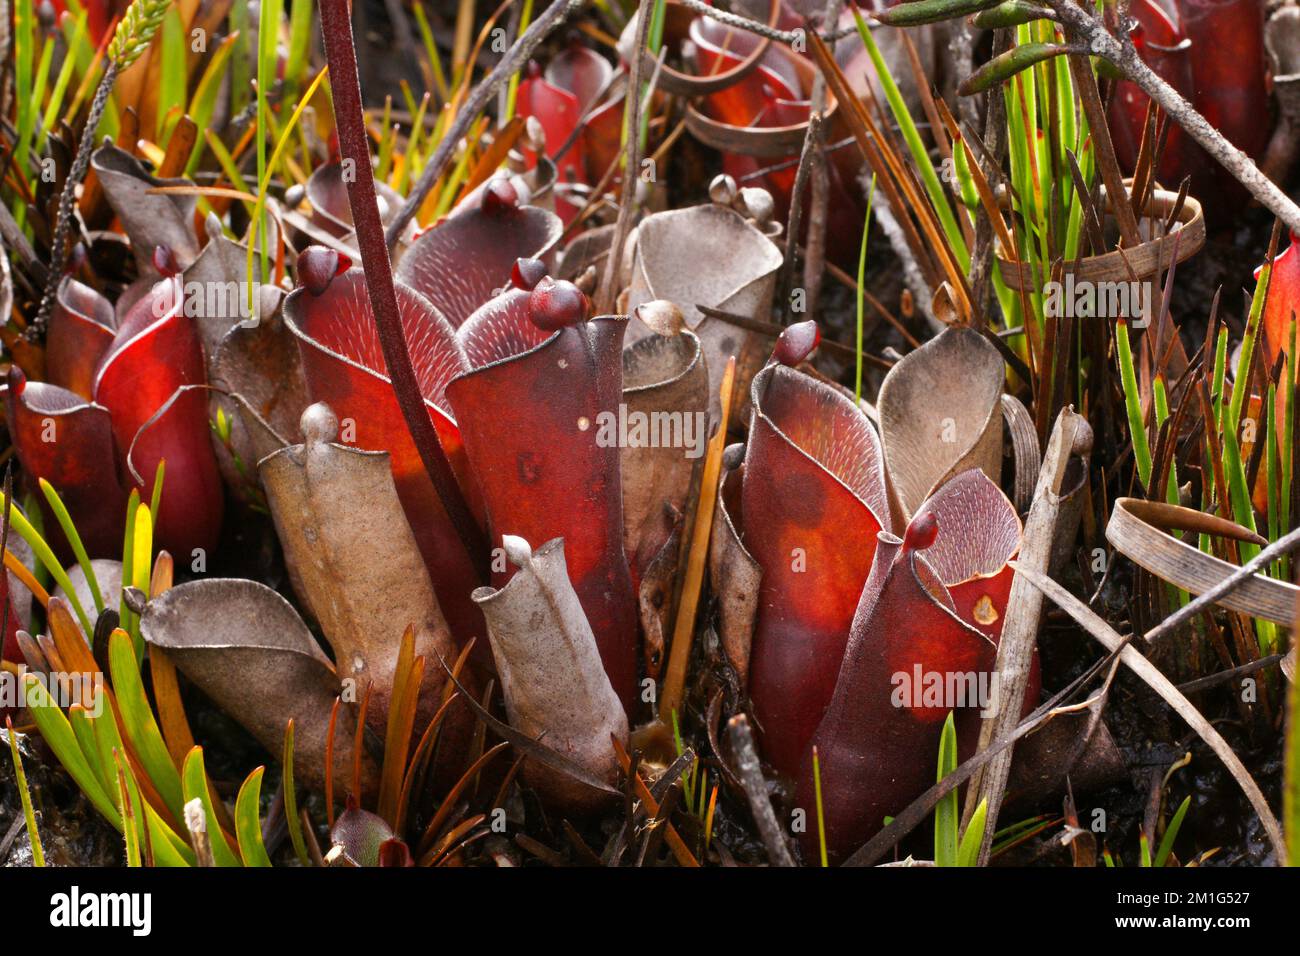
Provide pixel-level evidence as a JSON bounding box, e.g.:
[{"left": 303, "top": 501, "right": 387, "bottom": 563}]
[
  {"left": 385, "top": 0, "right": 583, "bottom": 248},
  {"left": 319, "top": 0, "right": 488, "bottom": 578}
]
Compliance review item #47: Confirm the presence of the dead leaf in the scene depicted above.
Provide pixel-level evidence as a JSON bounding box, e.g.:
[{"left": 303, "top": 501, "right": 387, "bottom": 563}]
[
  {"left": 708, "top": 444, "right": 761, "bottom": 686},
  {"left": 259, "top": 402, "right": 469, "bottom": 736},
  {"left": 625, "top": 200, "right": 782, "bottom": 421},
  {"left": 471, "top": 535, "right": 628, "bottom": 813},
  {"left": 139, "top": 578, "right": 377, "bottom": 795},
  {"left": 620, "top": 328, "right": 708, "bottom": 578},
  {"left": 877, "top": 326, "right": 1005, "bottom": 527},
  {"left": 90, "top": 144, "right": 199, "bottom": 273}
]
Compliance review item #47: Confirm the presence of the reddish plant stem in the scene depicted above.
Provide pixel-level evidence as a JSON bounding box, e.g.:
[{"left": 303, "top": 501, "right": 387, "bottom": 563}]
[{"left": 319, "top": 0, "right": 488, "bottom": 579}]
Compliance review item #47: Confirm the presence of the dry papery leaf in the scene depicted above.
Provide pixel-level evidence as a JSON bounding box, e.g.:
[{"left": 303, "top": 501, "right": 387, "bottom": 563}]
[
  {"left": 185, "top": 213, "right": 300, "bottom": 496},
  {"left": 621, "top": 323, "right": 708, "bottom": 677},
  {"left": 140, "top": 578, "right": 377, "bottom": 796},
  {"left": 708, "top": 443, "right": 761, "bottom": 686},
  {"left": 215, "top": 299, "right": 307, "bottom": 473},
  {"left": 1106, "top": 497, "right": 1299, "bottom": 642},
  {"left": 259, "top": 402, "right": 471, "bottom": 735},
  {"left": 877, "top": 326, "right": 1005, "bottom": 528},
  {"left": 471, "top": 534, "right": 628, "bottom": 814},
  {"left": 90, "top": 143, "right": 199, "bottom": 274},
  {"left": 625, "top": 197, "right": 782, "bottom": 421},
  {"left": 54, "top": 559, "right": 123, "bottom": 621}
]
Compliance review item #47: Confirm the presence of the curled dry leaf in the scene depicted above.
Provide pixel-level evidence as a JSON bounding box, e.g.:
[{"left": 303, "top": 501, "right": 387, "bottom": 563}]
[
  {"left": 625, "top": 201, "right": 782, "bottom": 420},
  {"left": 140, "top": 578, "right": 377, "bottom": 795},
  {"left": 259, "top": 402, "right": 467, "bottom": 734},
  {"left": 620, "top": 326, "right": 707, "bottom": 678},
  {"left": 708, "top": 443, "right": 760, "bottom": 686},
  {"left": 472, "top": 535, "right": 628, "bottom": 814},
  {"left": 214, "top": 295, "right": 306, "bottom": 473},
  {"left": 742, "top": 360, "right": 889, "bottom": 777},
  {"left": 89, "top": 143, "right": 199, "bottom": 273},
  {"left": 877, "top": 326, "right": 1005, "bottom": 527},
  {"left": 620, "top": 328, "right": 708, "bottom": 579},
  {"left": 185, "top": 213, "right": 297, "bottom": 496},
  {"left": 1106, "top": 497, "right": 1300, "bottom": 633}
]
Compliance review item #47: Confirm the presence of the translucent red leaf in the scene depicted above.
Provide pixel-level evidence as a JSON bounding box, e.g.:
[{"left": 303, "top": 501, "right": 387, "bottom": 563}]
[
  {"left": 911, "top": 469, "right": 1021, "bottom": 638},
  {"left": 393, "top": 187, "right": 562, "bottom": 328},
  {"left": 5, "top": 370, "right": 128, "bottom": 560},
  {"left": 445, "top": 315, "right": 639, "bottom": 709},
  {"left": 458, "top": 287, "right": 551, "bottom": 369},
  {"left": 741, "top": 364, "right": 889, "bottom": 777},
  {"left": 798, "top": 522, "right": 997, "bottom": 863},
  {"left": 93, "top": 278, "right": 223, "bottom": 557},
  {"left": 45, "top": 278, "right": 116, "bottom": 400}
]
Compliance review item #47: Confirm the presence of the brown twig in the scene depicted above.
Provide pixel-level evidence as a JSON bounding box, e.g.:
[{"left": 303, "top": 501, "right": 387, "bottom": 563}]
[
  {"left": 1048, "top": 0, "right": 1300, "bottom": 235},
  {"left": 594, "top": 0, "right": 653, "bottom": 315},
  {"left": 727, "top": 714, "right": 796, "bottom": 866}
]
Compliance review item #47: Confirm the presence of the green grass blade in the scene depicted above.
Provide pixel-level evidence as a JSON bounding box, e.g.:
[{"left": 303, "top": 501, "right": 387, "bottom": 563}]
[
  {"left": 108, "top": 629, "right": 186, "bottom": 822},
  {"left": 185, "top": 33, "right": 240, "bottom": 174},
  {"left": 855, "top": 173, "right": 877, "bottom": 403},
  {"left": 957, "top": 798, "right": 988, "bottom": 867},
  {"left": 38, "top": 478, "right": 104, "bottom": 614},
  {"left": 2, "top": 494, "right": 94, "bottom": 636},
  {"left": 283, "top": 720, "right": 310, "bottom": 865},
  {"left": 156, "top": 5, "right": 187, "bottom": 141},
  {"left": 21, "top": 675, "right": 122, "bottom": 828},
  {"left": 284, "top": 0, "right": 314, "bottom": 104},
  {"left": 1116, "top": 320, "right": 1152, "bottom": 489},
  {"left": 1153, "top": 796, "right": 1191, "bottom": 868},
  {"left": 935, "top": 712, "right": 959, "bottom": 866},
  {"left": 854, "top": 10, "right": 968, "bottom": 269},
  {"left": 6, "top": 718, "right": 47, "bottom": 865},
  {"left": 235, "top": 766, "right": 273, "bottom": 867},
  {"left": 41, "top": 12, "right": 89, "bottom": 147},
  {"left": 181, "top": 747, "right": 242, "bottom": 866}
]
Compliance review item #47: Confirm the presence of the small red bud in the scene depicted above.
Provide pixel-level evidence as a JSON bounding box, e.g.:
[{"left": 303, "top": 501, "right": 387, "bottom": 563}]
[
  {"left": 903, "top": 512, "right": 939, "bottom": 552},
  {"left": 152, "top": 245, "right": 180, "bottom": 278},
  {"left": 512, "top": 257, "right": 548, "bottom": 290},
  {"left": 299, "top": 246, "right": 350, "bottom": 296},
  {"left": 529, "top": 276, "right": 590, "bottom": 330},
  {"left": 482, "top": 178, "right": 519, "bottom": 215},
  {"left": 773, "top": 320, "right": 821, "bottom": 367}
]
